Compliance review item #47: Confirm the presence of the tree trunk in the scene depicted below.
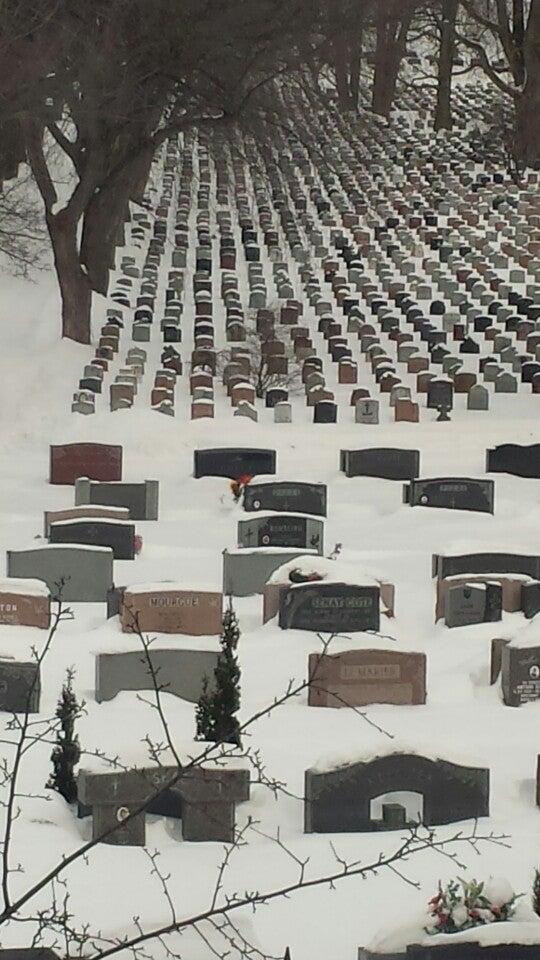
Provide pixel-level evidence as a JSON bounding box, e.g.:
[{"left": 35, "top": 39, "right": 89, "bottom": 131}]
[
  {"left": 81, "top": 144, "right": 154, "bottom": 295},
  {"left": 515, "top": 0, "right": 540, "bottom": 168},
  {"left": 349, "top": 30, "right": 363, "bottom": 112},
  {"left": 48, "top": 212, "right": 92, "bottom": 344},
  {"left": 372, "top": 46, "right": 400, "bottom": 116},
  {"left": 434, "top": 0, "right": 458, "bottom": 131},
  {"left": 372, "top": 4, "right": 401, "bottom": 117},
  {"left": 333, "top": 35, "right": 352, "bottom": 109},
  {"left": 515, "top": 87, "right": 540, "bottom": 169}
]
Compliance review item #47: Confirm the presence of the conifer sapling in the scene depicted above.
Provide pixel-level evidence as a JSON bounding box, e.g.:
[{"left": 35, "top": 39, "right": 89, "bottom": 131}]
[
  {"left": 47, "top": 669, "right": 82, "bottom": 804},
  {"left": 195, "top": 600, "right": 241, "bottom": 746}
]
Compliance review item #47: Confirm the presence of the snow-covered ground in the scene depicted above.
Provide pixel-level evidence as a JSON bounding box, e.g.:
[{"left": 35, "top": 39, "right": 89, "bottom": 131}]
[{"left": 1, "top": 120, "right": 540, "bottom": 957}]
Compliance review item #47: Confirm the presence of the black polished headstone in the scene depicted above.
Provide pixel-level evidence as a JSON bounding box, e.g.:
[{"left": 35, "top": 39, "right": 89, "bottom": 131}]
[
  {"left": 486, "top": 444, "right": 540, "bottom": 479},
  {"left": 194, "top": 448, "right": 277, "bottom": 479},
  {"left": 279, "top": 582, "right": 380, "bottom": 633},
  {"left": 403, "top": 478, "right": 494, "bottom": 514},
  {"left": 341, "top": 448, "right": 420, "bottom": 481},
  {"left": 244, "top": 481, "right": 327, "bottom": 517}
]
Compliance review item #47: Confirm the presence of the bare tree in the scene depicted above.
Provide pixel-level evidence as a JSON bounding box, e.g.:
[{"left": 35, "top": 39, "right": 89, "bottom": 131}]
[
  {"left": 218, "top": 330, "right": 302, "bottom": 399},
  {"left": 0, "top": 599, "right": 509, "bottom": 960},
  {"left": 372, "top": 0, "right": 420, "bottom": 116},
  {"left": 434, "top": 0, "right": 459, "bottom": 129},
  {"left": 458, "top": 0, "right": 540, "bottom": 168},
  {"left": 0, "top": 168, "right": 48, "bottom": 276},
  {"left": 1, "top": 0, "right": 322, "bottom": 343}
]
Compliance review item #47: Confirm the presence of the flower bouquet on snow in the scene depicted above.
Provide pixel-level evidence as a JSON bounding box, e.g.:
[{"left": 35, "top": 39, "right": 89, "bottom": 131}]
[{"left": 425, "top": 877, "right": 520, "bottom": 934}]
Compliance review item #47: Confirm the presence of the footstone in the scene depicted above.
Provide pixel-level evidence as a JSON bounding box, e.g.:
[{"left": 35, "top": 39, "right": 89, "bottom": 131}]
[
  {"left": 444, "top": 581, "right": 502, "bottom": 628},
  {"left": 304, "top": 754, "right": 489, "bottom": 832},
  {"left": 223, "top": 548, "right": 317, "bottom": 597},
  {"left": 7, "top": 546, "right": 113, "bottom": 602},
  {"left": 120, "top": 585, "right": 223, "bottom": 635},
  {"left": 341, "top": 448, "right": 420, "bottom": 480},
  {"left": 243, "top": 481, "right": 327, "bottom": 517},
  {"left": 49, "top": 443, "right": 122, "bottom": 485},
  {"left": 308, "top": 649, "right": 426, "bottom": 707},
  {"left": 194, "top": 448, "right": 276, "bottom": 479},
  {"left": 238, "top": 514, "right": 324, "bottom": 554},
  {"left": 74, "top": 478, "right": 159, "bottom": 521},
  {"left": 95, "top": 649, "right": 219, "bottom": 703},
  {"left": 403, "top": 477, "right": 494, "bottom": 514},
  {"left": 49, "top": 518, "right": 136, "bottom": 560},
  {"left": 279, "top": 581, "right": 380, "bottom": 633}
]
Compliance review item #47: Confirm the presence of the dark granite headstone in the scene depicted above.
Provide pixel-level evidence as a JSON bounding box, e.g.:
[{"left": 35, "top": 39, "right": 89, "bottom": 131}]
[
  {"left": 427, "top": 380, "right": 453, "bottom": 410},
  {"left": 486, "top": 443, "right": 540, "bottom": 479},
  {"left": 359, "top": 943, "right": 540, "bottom": 959},
  {"left": 0, "top": 660, "right": 40, "bottom": 713},
  {"left": 305, "top": 753, "right": 489, "bottom": 832},
  {"left": 433, "top": 552, "right": 540, "bottom": 581},
  {"left": 501, "top": 643, "right": 540, "bottom": 706},
  {"left": 313, "top": 400, "right": 337, "bottom": 423},
  {"left": 444, "top": 582, "right": 502, "bottom": 628},
  {"left": 341, "top": 448, "right": 420, "bottom": 481},
  {"left": 243, "top": 481, "right": 327, "bottom": 517},
  {"left": 279, "top": 581, "right": 380, "bottom": 633},
  {"left": 238, "top": 514, "right": 324, "bottom": 553},
  {"left": 77, "top": 765, "right": 250, "bottom": 845},
  {"left": 194, "top": 448, "right": 277, "bottom": 479},
  {"left": 49, "top": 518, "right": 136, "bottom": 560},
  {"left": 403, "top": 478, "right": 494, "bottom": 514},
  {"left": 522, "top": 580, "right": 540, "bottom": 619}
]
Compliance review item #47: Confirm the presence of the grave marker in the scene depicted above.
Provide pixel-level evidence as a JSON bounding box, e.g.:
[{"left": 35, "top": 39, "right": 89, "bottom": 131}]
[
  {"left": 49, "top": 444, "right": 122, "bottom": 485},
  {"left": 194, "top": 448, "right": 277, "bottom": 479},
  {"left": 243, "top": 481, "right": 327, "bottom": 517},
  {"left": 120, "top": 585, "right": 223, "bottom": 635},
  {"left": 341, "top": 448, "right": 420, "bottom": 480},
  {"left": 75, "top": 478, "right": 159, "bottom": 521},
  {"left": 238, "top": 514, "right": 324, "bottom": 554},
  {"left": 0, "top": 579, "right": 50, "bottom": 628},
  {"left": 308, "top": 649, "right": 426, "bottom": 707},
  {"left": 403, "top": 478, "right": 494, "bottom": 514},
  {"left": 305, "top": 753, "right": 489, "bottom": 832},
  {"left": 7, "top": 546, "right": 113, "bottom": 602},
  {"left": 95, "top": 649, "right": 218, "bottom": 703},
  {"left": 279, "top": 582, "right": 380, "bottom": 633}
]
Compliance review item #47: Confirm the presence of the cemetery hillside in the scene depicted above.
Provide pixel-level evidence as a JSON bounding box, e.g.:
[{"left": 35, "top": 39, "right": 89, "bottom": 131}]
[{"left": 1, "top": 2, "right": 540, "bottom": 960}]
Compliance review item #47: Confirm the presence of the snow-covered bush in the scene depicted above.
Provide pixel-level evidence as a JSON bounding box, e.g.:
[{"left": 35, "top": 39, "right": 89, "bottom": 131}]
[{"left": 425, "top": 878, "right": 519, "bottom": 934}]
